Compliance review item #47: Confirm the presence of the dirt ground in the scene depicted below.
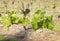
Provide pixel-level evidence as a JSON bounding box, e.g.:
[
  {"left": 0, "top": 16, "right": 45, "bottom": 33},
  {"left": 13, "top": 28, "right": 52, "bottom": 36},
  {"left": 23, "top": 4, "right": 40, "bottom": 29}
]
[{"left": 0, "top": 24, "right": 60, "bottom": 41}]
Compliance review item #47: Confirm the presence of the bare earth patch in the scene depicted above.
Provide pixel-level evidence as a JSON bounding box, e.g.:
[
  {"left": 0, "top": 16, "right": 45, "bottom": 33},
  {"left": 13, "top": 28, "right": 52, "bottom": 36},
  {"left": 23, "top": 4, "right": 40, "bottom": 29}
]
[
  {"left": 0, "top": 24, "right": 60, "bottom": 41},
  {"left": 27, "top": 29, "right": 60, "bottom": 41}
]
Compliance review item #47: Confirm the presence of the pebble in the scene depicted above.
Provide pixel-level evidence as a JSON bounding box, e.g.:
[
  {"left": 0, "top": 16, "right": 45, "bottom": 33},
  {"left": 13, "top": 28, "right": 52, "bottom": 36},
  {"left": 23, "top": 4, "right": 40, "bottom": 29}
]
[{"left": 36, "top": 29, "right": 43, "bottom": 33}]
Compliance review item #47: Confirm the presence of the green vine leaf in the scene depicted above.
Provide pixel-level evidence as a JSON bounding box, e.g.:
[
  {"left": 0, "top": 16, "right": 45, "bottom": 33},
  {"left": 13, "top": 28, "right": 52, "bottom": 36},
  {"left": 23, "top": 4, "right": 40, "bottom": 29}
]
[
  {"left": 23, "top": 18, "right": 30, "bottom": 26},
  {"left": 3, "top": 17, "right": 11, "bottom": 28},
  {"left": 32, "top": 10, "right": 45, "bottom": 30},
  {"left": 32, "top": 23, "right": 38, "bottom": 31}
]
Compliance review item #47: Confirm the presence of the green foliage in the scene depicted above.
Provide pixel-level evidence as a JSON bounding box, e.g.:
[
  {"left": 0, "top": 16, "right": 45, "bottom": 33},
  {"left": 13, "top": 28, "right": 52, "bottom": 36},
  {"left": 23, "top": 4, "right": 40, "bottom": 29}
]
[
  {"left": 8, "top": 11, "right": 22, "bottom": 24},
  {"left": 32, "top": 9, "right": 54, "bottom": 31},
  {"left": 43, "top": 15, "right": 54, "bottom": 30},
  {"left": 32, "top": 23, "right": 38, "bottom": 31},
  {"left": 3, "top": 11, "right": 21, "bottom": 28},
  {"left": 32, "top": 10, "right": 45, "bottom": 30},
  {"left": 22, "top": 18, "right": 30, "bottom": 26},
  {"left": 1, "top": 9, "right": 54, "bottom": 31},
  {"left": 0, "top": 35, "right": 6, "bottom": 40},
  {"left": 3, "top": 16, "right": 11, "bottom": 28},
  {"left": 3, "top": 11, "right": 30, "bottom": 28},
  {"left": 19, "top": 16, "right": 24, "bottom": 22},
  {"left": 19, "top": 16, "right": 30, "bottom": 26},
  {"left": 32, "top": 10, "right": 45, "bottom": 24},
  {"left": 32, "top": 20, "right": 43, "bottom": 31},
  {"left": 11, "top": 18, "right": 20, "bottom": 24}
]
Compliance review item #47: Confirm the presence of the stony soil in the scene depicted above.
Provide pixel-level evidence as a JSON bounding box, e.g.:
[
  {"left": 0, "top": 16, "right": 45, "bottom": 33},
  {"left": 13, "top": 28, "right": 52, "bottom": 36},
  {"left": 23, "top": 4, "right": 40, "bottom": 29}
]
[{"left": 0, "top": 24, "right": 60, "bottom": 41}]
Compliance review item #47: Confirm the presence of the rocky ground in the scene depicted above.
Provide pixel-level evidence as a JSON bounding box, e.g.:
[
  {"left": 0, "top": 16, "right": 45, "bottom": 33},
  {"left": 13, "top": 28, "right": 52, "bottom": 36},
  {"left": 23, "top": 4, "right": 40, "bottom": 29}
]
[{"left": 0, "top": 24, "right": 60, "bottom": 41}]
